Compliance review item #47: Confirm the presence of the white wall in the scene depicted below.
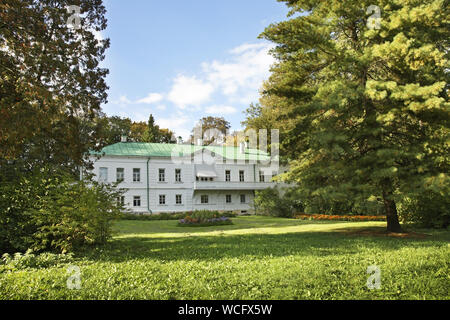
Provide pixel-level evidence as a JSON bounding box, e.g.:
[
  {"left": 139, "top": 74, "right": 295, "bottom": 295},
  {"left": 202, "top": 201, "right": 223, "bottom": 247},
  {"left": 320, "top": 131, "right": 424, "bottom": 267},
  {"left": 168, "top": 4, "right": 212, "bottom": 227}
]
[{"left": 90, "top": 155, "right": 277, "bottom": 214}]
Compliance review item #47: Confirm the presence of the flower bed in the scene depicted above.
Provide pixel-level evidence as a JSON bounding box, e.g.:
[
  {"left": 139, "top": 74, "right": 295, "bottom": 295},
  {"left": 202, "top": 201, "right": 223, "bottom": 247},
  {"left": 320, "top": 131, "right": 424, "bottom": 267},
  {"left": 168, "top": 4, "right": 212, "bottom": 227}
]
[
  {"left": 294, "top": 214, "right": 386, "bottom": 222},
  {"left": 177, "top": 210, "right": 233, "bottom": 227}
]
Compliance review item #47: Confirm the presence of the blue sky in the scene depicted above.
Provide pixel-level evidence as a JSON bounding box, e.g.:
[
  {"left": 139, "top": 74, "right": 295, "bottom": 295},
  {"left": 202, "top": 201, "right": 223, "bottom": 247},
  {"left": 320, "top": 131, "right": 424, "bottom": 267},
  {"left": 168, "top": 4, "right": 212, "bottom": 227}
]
[{"left": 101, "top": 0, "right": 290, "bottom": 139}]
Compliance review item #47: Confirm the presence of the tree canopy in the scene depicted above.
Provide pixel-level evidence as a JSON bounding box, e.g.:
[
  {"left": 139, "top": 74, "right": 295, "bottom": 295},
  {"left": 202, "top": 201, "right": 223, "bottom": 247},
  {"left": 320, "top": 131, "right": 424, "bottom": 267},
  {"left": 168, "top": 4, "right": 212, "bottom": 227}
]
[
  {"left": 0, "top": 0, "right": 110, "bottom": 167},
  {"left": 255, "top": 0, "right": 449, "bottom": 232}
]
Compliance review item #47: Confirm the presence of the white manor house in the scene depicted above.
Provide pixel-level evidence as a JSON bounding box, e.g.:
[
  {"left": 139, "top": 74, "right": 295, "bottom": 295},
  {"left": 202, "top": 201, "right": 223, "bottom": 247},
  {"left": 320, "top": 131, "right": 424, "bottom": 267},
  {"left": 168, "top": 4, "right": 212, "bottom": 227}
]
[{"left": 89, "top": 139, "right": 283, "bottom": 214}]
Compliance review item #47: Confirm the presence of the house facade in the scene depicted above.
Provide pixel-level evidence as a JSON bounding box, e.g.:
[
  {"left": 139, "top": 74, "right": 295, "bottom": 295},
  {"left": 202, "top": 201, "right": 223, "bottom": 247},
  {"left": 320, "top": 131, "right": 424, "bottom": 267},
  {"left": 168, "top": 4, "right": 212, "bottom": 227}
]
[{"left": 88, "top": 141, "right": 281, "bottom": 214}]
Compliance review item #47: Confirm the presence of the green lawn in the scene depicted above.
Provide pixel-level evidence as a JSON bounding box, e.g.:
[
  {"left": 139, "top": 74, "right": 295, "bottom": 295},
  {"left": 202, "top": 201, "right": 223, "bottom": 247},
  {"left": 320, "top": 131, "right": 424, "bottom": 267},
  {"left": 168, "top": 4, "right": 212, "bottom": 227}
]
[{"left": 0, "top": 216, "right": 449, "bottom": 299}]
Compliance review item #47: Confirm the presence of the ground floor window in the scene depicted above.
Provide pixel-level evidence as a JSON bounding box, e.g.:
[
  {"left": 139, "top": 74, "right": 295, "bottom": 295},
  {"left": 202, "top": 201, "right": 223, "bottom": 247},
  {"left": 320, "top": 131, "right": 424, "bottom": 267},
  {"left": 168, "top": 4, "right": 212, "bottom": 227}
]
[
  {"left": 240, "top": 194, "right": 246, "bottom": 203},
  {"left": 117, "top": 196, "right": 125, "bottom": 206},
  {"left": 226, "top": 194, "right": 232, "bottom": 203},
  {"left": 176, "top": 194, "right": 182, "bottom": 204},
  {"left": 159, "top": 194, "right": 166, "bottom": 205},
  {"left": 201, "top": 195, "right": 209, "bottom": 204},
  {"left": 133, "top": 196, "right": 141, "bottom": 207}
]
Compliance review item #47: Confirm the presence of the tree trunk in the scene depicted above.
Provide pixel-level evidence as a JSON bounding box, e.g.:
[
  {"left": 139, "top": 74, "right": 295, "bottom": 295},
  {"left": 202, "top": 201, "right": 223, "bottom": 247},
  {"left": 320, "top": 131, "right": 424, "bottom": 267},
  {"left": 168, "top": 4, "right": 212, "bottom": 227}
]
[{"left": 382, "top": 182, "right": 402, "bottom": 233}]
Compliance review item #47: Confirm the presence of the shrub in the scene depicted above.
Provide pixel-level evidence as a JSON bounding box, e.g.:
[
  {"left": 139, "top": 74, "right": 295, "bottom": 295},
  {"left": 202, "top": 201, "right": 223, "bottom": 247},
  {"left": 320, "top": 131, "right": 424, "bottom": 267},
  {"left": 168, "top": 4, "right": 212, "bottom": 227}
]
[
  {"left": 122, "top": 211, "right": 236, "bottom": 221},
  {"left": 254, "top": 188, "right": 301, "bottom": 218},
  {"left": 0, "top": 167, "right": 124, "bottom": 254},
  {"left": 398, "top": 191, "right": 450, "bottom": 228},
  {"left": 121, "top": 212, "right": 186, "bottom": 221},
  {"left": 1, "top": 250, "right": 74, "bottom": 271},
  {"left": 177, "top": 210, "right": 233, "bottom": 227}
]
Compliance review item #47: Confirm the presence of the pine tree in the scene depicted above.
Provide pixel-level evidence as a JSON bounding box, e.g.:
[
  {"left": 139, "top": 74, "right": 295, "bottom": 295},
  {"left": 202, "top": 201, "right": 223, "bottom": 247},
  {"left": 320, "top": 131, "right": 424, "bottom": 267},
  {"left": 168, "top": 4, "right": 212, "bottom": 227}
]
[
  {"left": 260, "top": 0, "right": 449, "bottom": 232},
  {"left": 147, "top": 114, "right": 161, "bottom": 143}
]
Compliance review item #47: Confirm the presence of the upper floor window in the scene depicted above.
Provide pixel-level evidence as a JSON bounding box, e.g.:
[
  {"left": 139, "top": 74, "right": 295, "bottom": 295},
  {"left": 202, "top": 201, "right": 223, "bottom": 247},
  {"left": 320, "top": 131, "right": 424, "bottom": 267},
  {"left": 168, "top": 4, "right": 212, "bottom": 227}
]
[
  {"left": 99, "top": 167, "right": 108, "bottom": 182},
  {"left": 159, "top": 169, "right": 165, "bottom": 182},
  {"left": 133, "top": 196, "right": 141, "bottom": 207},
  {"left": 240, "top": 194, "right": 246, "bottom": 203},
  {"left": 226, "top": 194, "right": 232, "bottom": 203},
  {"left": 225, "top": 170, "right": 231, "bottom": 182},
  {"left": 239, "top": 170, "right": 245, "bottom": 182},
  {"left": 176, "top": 194, "right": 182, "bottom": 205},
  {"left": 259, "top": 171, "right": 265, "bottom": 182},
  {"left": 133, "top": 168, "right": 140, "bottom": 182},
  {"left": 159, "top": 194, "right": 166, "bottom": 205},
  {"left": 116, "top": 168, "right": 124, "bottom": 182},
  {"left": 201, "top": 195, "right": 209, "bottom": 204},
  {"left": 175, "top": 169, "right": 182, "bottom": 182}
]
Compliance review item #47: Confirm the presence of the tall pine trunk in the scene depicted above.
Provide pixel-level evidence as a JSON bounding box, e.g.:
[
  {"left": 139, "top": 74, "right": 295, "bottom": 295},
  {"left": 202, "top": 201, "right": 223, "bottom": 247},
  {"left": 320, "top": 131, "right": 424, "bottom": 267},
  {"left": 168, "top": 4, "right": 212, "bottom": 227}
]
[{"left": 382, "top": 179, "right": 402, "bottom": 233}]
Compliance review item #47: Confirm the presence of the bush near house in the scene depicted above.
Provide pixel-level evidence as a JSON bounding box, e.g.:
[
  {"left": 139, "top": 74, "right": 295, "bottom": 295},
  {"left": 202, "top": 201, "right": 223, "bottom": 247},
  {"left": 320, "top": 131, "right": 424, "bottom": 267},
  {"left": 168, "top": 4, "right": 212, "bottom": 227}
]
[
  {"left": 254, "top": 188, "right": 303, "bottom": 218},
  {"left": 178, "top": 210, "right": 233, "bottom": 227},
  {"left": 122, "top": 211, "right": 237, "bottom": 221},
  {"left": 0, "top": 167, "right": 124, "bottom": 254}
]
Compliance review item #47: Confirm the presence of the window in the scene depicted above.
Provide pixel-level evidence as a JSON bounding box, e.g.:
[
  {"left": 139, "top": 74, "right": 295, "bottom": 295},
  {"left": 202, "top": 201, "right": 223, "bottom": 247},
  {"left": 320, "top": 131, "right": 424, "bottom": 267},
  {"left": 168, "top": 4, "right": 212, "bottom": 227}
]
[
  {"left": 176, "top": 194, "right": 182, "bottom": 205},
  {"left": 133, "top": 168, "right": 140, "bottom": 182},
  {"left": 117, "top": 196, "right": 125, "bottom": 206},
  {"left": 259, "top": 171, "right": 265, "bottom": 182},
  {"left": 99, "top": 167, "right": 108, "bottom": 182},
  {"left": 159, "top": 194, "right": 166, "bottom": 205},
  {"left": 226, "top": 195, "right": 232, "bottom": 203},
  {"left": 159, "top": 169, "right": 165, "bottom": 182},
  {"left": 240, "top": 194, "right": 246, "bottom": 203},
  {"left": 239, "top": 170, "right": 245, "bottom": 182},
  {"left": 133, "top": 196, "right": 141, "bottom": 207},
  {"left": 225, "top": 170, "right": 231, "bottom": 182},
  {"left": 116, "top": 168, "right": 124, "bottom": 182},
  {"left": 201, "top": 195, "right": 209, "bottom": 204},
  {"left": 175, "top": 169, "right": 182, "bottom": 182}
]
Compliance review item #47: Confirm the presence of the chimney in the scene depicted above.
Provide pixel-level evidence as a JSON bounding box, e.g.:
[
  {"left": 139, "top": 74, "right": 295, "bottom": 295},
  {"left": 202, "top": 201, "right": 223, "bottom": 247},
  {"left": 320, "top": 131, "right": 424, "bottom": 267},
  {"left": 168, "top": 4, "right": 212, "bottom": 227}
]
[
  {"left": 197, "top": 138, "right": 203, "bottom": 146},
  {"left": 239, "top": 142, "right": 245, "bottom": 154},
  {"left": 121, "top": 135, "right": 127, "bottom": 143}
]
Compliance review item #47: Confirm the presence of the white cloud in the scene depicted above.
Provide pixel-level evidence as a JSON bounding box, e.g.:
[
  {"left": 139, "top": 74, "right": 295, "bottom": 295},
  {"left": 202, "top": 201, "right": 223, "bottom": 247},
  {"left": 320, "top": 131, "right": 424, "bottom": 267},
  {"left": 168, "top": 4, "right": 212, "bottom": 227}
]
[
  {"left": 168, "top": 75, "right": 214, "bottom": 108},
  {"left": 202, "top": 42, "right": 274, "bottom": 99},
  {"left": 156, "top": 104, "right": 166, "bottom": 110},
  {"left": 156, "top": 112, "right": 192, "bottom": 140},
  {"left": 136, "top": 93, "right": 163, "bottom": 104},
  {"left": 112, "top": 95, "right": 132, "bottom": 107},
  {"left": 205, "top": 105, "right": 237, "bottom": 115}
]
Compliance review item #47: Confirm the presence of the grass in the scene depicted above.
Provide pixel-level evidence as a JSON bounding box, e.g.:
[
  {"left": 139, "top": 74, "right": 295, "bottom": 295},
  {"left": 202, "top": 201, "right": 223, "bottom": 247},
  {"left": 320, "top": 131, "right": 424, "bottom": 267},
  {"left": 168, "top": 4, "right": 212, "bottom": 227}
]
[{"left": 0, "top": 216, "right": 449, "bottom": 300}]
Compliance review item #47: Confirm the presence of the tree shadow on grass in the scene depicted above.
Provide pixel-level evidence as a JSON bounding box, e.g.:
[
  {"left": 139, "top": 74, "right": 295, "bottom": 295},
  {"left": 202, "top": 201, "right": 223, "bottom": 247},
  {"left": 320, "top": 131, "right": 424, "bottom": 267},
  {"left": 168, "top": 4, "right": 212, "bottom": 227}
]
[{"left": 79, "top": 226, "right": 449, "bottom": 263}]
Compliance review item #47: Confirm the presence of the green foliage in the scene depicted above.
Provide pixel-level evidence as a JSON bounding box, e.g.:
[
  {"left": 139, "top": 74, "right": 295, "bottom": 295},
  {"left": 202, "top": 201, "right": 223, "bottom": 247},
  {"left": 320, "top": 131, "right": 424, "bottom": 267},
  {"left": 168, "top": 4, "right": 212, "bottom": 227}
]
[
  {"left": 179, "top": 210, "right": 235, "bottom": 227},
  {"left": 256, "top": 0, "right": 449, "bottom": 231},
  {"left": 191, "top": 116, "right": 231, "bottom": 145},
  {"left": 398, "top": 191, "right": 450, "bottom": 228},
  {"left": 254, "top": 188, "right": 303, "bottom": 217},
  {"left": 121, "top": 211, "right": 237, "bottom": 221},
  {"left": 0, "top": 167, "right": 124, "bottom": 254},
  {"left": 0, "top": 0, "right": 110, "bottom": 165},
  {"left": 1, "top": 250, "right": 74, "bottom": 271},
  {"left": 121, "top": 212, "right": 186, "bottom": 221},
  {"left": 0, "top": 217, "right": 449, "bottom": 299}
]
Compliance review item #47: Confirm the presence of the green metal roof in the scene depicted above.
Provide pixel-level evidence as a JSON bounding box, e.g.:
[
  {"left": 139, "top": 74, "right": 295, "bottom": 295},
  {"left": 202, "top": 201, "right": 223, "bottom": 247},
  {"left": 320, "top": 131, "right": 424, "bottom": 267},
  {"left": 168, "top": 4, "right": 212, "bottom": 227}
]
[{"left": 90, "top": 142, "right": 272, "bottom": 161}]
